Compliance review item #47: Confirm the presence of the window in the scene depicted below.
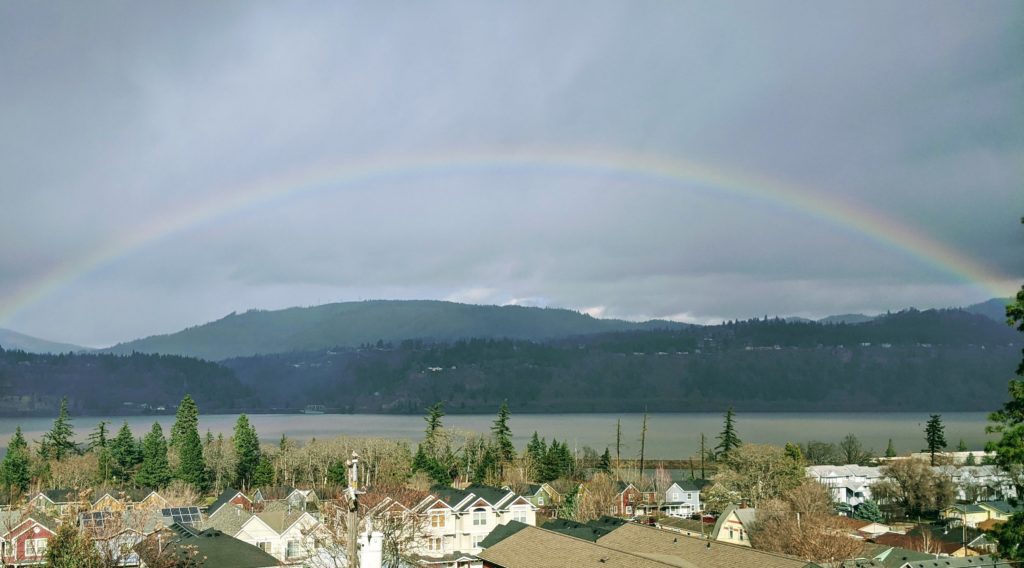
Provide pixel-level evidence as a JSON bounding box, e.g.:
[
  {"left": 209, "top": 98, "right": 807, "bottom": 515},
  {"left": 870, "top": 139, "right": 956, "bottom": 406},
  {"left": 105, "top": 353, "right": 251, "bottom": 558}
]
[
  {"left": 728, "top": 528, "right": 734, "bottom": 539},
  {"left": 471, "top": 534, "right": 485, "bottom": 549},
  {"left": 427, "top": 537, "right": 443, "bottom": 552},
  {"left": 472, "top": 508, "right": 487, "bottom": 526},
  {"left": 538, "top": 495, "right": 545, "bottom": 505},
  {"left": 670, "top": 492, "right": 681, "bottom": 501},
  {"left": 513, "top": 509, "right": 528, "bottom": 523},
  {"left": 687, "top": 493, "right": 693, "bottom": 500},
  {"left": 430, "top": 512, "right": 446, "bottom": 528},
  {"left": 257, "top": 542, "right": 272, "bottom": 554},
  {"left": 25, "top": 538, "right": 48, "bottom": 556},
  {"left": 739, "top": 530, "right": 745, "bottom": 541},
  {"left": 286, "top": 540, "right": 302, "bottom": 559}
]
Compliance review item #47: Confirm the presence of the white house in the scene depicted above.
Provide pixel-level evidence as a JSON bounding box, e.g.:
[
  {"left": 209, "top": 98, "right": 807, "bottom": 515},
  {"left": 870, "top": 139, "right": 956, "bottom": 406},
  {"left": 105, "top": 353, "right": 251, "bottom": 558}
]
[
  {"left": 806, "top": 465, "right": 883, "bottom": 507},
  {"left": 407, "top": 484, "right": 536, "bottom": 567},
  {"left": 207, "top": 504, "right": 321, "bottom": 565}
]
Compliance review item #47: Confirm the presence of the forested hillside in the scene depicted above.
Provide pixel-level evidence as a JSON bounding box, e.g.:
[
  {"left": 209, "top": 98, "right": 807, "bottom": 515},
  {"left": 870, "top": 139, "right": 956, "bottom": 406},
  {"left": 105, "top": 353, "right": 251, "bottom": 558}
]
[
  {"left": 0, "top": 349, "right": 255, "bottom": 415},
  {"left": 105, "top": 300, "right": 686, "bottom": 361},
  {"left": 222, "top": 309, "right": 1021, "bottom": 413}
]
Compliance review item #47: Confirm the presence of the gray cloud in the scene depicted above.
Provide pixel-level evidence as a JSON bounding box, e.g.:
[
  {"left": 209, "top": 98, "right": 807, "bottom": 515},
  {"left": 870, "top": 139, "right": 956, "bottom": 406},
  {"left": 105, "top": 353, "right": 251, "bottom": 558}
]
[{"left": 0, "top": 1, "right": 1021, "bottom": 347}]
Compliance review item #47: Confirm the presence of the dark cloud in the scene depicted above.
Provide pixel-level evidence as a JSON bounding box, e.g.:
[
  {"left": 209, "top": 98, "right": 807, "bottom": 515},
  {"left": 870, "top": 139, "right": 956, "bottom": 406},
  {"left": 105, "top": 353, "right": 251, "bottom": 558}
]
[{"left": 0, "top": 1, "right": 1021, "bottom": 347}]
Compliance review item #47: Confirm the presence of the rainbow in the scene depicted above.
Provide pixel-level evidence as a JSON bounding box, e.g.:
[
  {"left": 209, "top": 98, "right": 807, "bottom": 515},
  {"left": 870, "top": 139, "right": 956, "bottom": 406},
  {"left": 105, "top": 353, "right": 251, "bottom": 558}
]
[{"left": 0, "top": 148, "right": 1012, "bottom": 327}]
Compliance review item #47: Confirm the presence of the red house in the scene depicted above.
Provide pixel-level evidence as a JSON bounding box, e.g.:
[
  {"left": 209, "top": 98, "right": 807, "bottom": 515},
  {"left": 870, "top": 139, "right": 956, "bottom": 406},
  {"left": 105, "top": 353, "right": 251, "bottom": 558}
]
[
  {"left": 612, "top": 482, "right": 642, "bottom": 517},
  {"left": 0, "top": 513, "right": 57, "bottom": 566},
  {"left": 207, "top": 488, "right": 254, "bottom": 516}
]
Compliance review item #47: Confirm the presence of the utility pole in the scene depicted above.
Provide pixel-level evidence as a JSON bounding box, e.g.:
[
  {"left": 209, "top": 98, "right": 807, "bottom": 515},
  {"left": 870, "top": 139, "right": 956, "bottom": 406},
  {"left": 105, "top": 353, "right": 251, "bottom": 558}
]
[
  {"left": 639, "top": 411, "right": 648, "bottom": 478},
  {"left": 615, "top": 419, "right": 622, "bottom": 467},
  {"left": 700, "top": 433, "right": 706, "bottom": 480},
  {"left": 347, "top": 451, "right": 361, "bottom": 568}
]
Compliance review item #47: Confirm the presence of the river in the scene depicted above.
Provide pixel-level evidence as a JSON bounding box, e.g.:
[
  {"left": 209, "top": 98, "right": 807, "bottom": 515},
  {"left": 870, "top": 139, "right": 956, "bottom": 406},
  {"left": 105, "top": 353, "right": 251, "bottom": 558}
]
[{"left": 0, "top": 411, "right": 993, "bottom": 459}]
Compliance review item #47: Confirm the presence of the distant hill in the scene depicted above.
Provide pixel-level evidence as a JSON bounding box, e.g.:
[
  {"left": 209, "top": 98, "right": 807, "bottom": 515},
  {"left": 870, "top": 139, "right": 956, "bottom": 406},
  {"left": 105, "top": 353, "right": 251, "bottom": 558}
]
[
  {"left": 817, "top": 314, "right": 876, "bottom": 325},
  {"left": 964, "top": 297, "right": 1012, "bottom": 323},
  {"left": 0, "top": 328, "right": 87, "bottom": 354},
  {"left": 106, "top": 300, "right": 688, "bottom": 361},
  {"left": 0, "top": 348, "right": 254, "bottom": 416},
  {"left": 221, "top": 308, "right": 1022, "bottom": 413}
]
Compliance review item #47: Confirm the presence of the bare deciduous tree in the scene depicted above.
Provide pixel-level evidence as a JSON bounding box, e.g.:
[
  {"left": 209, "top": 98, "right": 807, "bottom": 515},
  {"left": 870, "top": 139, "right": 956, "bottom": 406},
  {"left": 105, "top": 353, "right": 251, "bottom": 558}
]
[{"left": 749, "top": 480, "right": 865, "bottom": 563}]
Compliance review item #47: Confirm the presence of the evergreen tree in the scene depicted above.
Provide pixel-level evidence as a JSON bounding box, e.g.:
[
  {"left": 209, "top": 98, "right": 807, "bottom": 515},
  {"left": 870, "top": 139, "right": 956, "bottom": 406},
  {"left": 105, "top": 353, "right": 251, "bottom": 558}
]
[
  {"left": 491, "top": 403, "right": 515, "bottom": 463},
  {"left": 87, "top": 421, "right": 109, "bottom": 451},
  {"left": 327, "top": 460, "right": 347, "bottom": 486},
  {"left": 885, "top": 438, "right": 897, "bottom": 458},
  {"left": 172, "top": 396, "right": 207, "bottom": 490},
  {"left": 279, "top": 433, "right": 290, "bottom": 451},
  {"left": 252, "top": 455, "right": 274, "bottom": 487},
  {"left": 957, "top": 439, "right": 968, "bottom": 452},
  {"left": 715, "top": 406, "right": 741, "bottom": 460},
  {"left": 233, "top": 414, "right": 261, "bottom": 489},
  {"left": 597, "top": 448, "right": 612, "bottom": 473},
  {"left": 853, "top": 500, "right": 884, "bottom": 523},
  {"left": 925, "top": 414, "right": 947, "bottom": 466},
  {"left": 423, "top": 402, "right": 445, "bottom": 451},
  {"left": 170, "top": 394, "right": 199, "bottom": 449},
  {"left": 40, "top": 397, "right": 77, "bottom": 461},
  {"left": 965, "top": 452, "right": 977, "bottom": 465},
  {"left": 2, "top": 427, "right": 31, "bottom": 494},
  {"left": 110, "top": 421, "right": 141, "bottom": 481},
  {"left": 136, "top": 422, "right": 172, "bottom": 488},
  {"left": 526, "top": 432, "right": 547, "bottom": 465},
  {"left": 985, "top": 269, "right": 1024, "bottom": 561}
]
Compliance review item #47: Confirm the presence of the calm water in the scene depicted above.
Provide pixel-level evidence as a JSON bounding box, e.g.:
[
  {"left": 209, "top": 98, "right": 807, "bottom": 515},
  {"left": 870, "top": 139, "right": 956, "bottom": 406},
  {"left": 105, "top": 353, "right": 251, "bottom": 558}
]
[{"left": 0, "top": 412, "right": 993, "bottom": 459}]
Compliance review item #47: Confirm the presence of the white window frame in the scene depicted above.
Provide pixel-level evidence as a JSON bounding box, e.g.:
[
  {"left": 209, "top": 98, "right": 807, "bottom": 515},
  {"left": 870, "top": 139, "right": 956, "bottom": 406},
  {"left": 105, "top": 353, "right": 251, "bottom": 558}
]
[
  {"left": 472, "top": 508, "right": 487, "bottom": 527},
  {"left": 430, "top": 511, "right": 446, "bottom": 528},
  {"left": 427, "top": 537, "right": 443, "bottom": 552},
  {"left": 512, "top": 508, "right": 528, "bottom": 523},
  {"left": 471, "top": 534, "right": 485, "bottom": 548},
  {"left": 25, "top": 538, "right": 48, "bottom": 556},
  {"left": 257, "top": 541, "right": 272, "bottom": 554},
  {"left": 286, "top": 540, "right": 302, "bottom": 559}
]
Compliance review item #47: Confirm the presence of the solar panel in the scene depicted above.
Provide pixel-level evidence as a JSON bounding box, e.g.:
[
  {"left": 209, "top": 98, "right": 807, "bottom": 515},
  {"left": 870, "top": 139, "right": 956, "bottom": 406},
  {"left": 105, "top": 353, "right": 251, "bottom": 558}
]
[
  {"left": 161, "top": 506, "right": 203, "bottom": 526},
  {"left": 80, "top": 511, "right": 113, "bottom": 529}
]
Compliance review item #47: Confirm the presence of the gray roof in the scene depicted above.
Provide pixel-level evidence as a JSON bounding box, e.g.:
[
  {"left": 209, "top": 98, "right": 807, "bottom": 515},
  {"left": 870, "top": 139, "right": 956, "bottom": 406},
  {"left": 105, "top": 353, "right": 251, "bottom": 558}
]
[
  {"left": 207, "top": 503, "right": 254, "bottom": 536},
  {"left": 156, "top": 523, "right": 280, "bottom": 568}
]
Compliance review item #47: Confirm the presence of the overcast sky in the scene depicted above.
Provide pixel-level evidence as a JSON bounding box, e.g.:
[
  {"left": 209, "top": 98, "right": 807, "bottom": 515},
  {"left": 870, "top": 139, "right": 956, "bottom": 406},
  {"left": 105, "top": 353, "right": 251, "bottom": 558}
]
[{"left": 1, "top": 1, "right": 1022, "bottom": 348}]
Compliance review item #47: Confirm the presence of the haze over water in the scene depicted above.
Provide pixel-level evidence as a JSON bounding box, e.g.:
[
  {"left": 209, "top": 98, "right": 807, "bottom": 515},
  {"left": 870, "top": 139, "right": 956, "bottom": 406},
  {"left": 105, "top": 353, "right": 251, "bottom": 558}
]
[{"left": 0, "top": 412, "right": 991, "bottom": 459}]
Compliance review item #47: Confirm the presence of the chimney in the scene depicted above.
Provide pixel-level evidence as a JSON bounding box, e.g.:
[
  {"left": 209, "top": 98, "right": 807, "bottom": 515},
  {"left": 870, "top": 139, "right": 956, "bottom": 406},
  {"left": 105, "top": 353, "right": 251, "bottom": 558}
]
[{"left": 359, "top": 531, "right": 384, "bottom": 568}]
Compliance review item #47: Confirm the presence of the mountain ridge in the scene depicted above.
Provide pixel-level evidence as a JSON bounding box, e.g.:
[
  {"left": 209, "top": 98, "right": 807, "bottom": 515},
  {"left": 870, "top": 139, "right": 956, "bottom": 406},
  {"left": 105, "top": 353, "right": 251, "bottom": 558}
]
[{"left": 0, "top": 328, "right": 88, "bottom": 354}]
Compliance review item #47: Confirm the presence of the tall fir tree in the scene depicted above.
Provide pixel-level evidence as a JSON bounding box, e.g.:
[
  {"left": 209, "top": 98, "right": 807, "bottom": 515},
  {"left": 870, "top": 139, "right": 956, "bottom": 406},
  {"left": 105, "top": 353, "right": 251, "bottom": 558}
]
[
  {"left": 136, "top": 422, "right": 172, "bottom": 489},
  {"left": 87, "top": 421, "right": 109, "bottom": 451},
  {"left": 233, "top": 414, "right": 262, "bottom": 489},
  {"left": 885, "top": 438, "right": 897, "bottom": 458},
  {"left": 491, "top": 403, "right": 515, "bottom": 463},
  {"left": 925, "top": 414, "right": 947, "bottom": 466},
  {"left": 2, "top": 427, "right": 31, "bottom": 494},
  {"left": 40, "top": 397, "right": 77, "bottom": 461},
  {"left": 526, "top": 432, "right": 547, "bottom": 465},
  {"left": 715, "top": 406, "right": 741, "bottom": 460},
  {"left": 170, "top": 394, "right": 199, "bottom": 449},
  {"left": 986, "top": 266, "right": 1024, "bottom": 560},
  {"left": 423, "top": 402, "right": 445, "bottom": 451},
  {"left": 173, "top": 395, "right": 208, "bottom": 491},
  {"left": 597, "top": 447, "right": 612, "bottom": 473},
  {"left": 110, "top": 421, "right": 141, "bottom": 481}
]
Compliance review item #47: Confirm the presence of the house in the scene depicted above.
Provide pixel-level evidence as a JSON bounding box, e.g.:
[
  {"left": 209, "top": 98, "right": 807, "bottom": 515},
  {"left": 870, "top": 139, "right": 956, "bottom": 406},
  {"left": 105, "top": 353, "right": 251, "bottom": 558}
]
[
  {"left": 978, "top": 500, "right": 1024, "bottom": 522},
  {"left": 656, "top": 479, "right": 703, "bottom": 517},
  {"left": 251, "top": 486, "right": 319, "bottom": 515},
  {"left": 136, "top": 523, "right": 280, "bottom": 568},
  {"left": 26, "top": 489, "right": 86, "bottom": 516},
  {"left": 90, "top": 489, "right": 168, "bottom": 513},
  {"left": 0, "top": 512, "right": 58, "bottom": 566},
  {"left": 477, "top": 523, "right": 682, "bottom": 568},
  {"left": 207, "top": 502, "right": 321, "bottom": 565},
  {"left": 610, "top": 482, "right": 642, "bottom": 517},
  {"left": 831, "top": 516, "right": 890, "bottom": 539},
  {"left": 870, "top": 525, "right": 993, "bottom": 557},
  {"left": 518, "top": 484, "right": 559, "bottom": 509},
  {"left": 806, "top": 465, "right": 884, "bottom": 507},
  {"left": 410, "top": 484, "right": 536, "bottom": 566},
  {"left": 79, "top": 509, "right": 165, "bottom": 567},
  {"left": 654, "top": 516, "right": 710, "bottom": 538},
  {"left": 207, "top": 488, "right": 254, "bottom": 517},
  {"left": 711, "top": 505, "right": 756, "bottom": 546},
  {"left": 940, "top": 503, "right": 990, "bottom": 528}
]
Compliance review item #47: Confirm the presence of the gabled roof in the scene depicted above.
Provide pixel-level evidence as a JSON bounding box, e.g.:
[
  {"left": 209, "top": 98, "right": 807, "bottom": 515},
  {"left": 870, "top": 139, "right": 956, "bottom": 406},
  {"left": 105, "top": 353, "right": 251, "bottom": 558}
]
[
  {"left": 151, "top": 523, "right": 280, "bottom": 568},
  {"left": 477, "top": 524, "right": 682, "bottom": 568},
  {"left": 597, "top": 521, "right": 813, "bottom": 568},
  {"left": 0, "top": 511, "right": 59, "bottom": 537},
  {"left": 668, "top": 479, "right": 704, "bottom": 492},
  {"left": 207, "top": 503, "right": 255, "bottom": 536},
  {"left": 979, "top": 500, "right": 1024, "bottom": 515},
  {"left": 38, "top": 488, "right": 81, "bottom": 503},
  {"left": 711, "top": 505, "right": 757, "bottom": 539},
  {"left": 249, "top": 509, "right": 314, "bottom": 535},
  {"left": 426, "top": 484, "right": 518, "bottom": 512},
  {"left": 208, "top": 488, "right": 250, "bottom": 516}
]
